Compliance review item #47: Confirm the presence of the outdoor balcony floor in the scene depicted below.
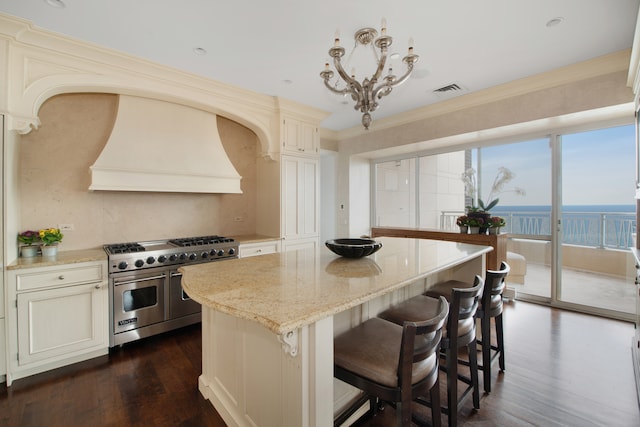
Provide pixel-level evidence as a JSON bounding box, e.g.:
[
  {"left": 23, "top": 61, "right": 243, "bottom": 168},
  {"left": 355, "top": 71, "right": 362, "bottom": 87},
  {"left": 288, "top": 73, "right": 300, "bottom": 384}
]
[{"left": 509, "top": 262, "right": 635, "bottom": 315}]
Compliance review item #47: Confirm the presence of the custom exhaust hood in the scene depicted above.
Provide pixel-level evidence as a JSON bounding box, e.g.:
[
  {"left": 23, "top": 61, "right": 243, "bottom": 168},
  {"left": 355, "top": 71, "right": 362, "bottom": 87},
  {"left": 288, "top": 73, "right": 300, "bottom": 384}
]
[{"left": 89, "top": 95, "right": 242, "bottom": 193}]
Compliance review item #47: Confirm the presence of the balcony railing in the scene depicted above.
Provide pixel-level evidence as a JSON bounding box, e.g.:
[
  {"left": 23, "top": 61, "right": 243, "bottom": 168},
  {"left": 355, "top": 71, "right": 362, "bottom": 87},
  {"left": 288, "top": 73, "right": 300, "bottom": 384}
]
[{"left": 440, "top": 210, "right": 636, "bottom": 250}]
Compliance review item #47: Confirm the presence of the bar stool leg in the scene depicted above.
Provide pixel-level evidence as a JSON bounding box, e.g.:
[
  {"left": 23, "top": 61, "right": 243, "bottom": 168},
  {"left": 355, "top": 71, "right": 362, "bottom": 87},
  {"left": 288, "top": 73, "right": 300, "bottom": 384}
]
[
  {"left": 446, "top": 346, "right": 458, "bottom": 427},
  {"left": 468, "top": 338, "right": 480, "bottom": 409},
  {"left": 496, "top": 313, "right": 505, "bottom": 371},
  {"left": 481, "top": 315, "right": 492, "bottom": 393},
  {"left": 430, "top": 376, "right": 442, "bottom": 427}
]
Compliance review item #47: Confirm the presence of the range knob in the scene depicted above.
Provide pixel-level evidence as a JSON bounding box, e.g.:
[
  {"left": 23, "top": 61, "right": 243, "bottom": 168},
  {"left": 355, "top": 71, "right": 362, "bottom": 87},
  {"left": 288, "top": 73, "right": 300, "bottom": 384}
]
[
  {"left": 146, "top": 256, "right": 156, "bottom": 265},
  {"left": 134, "top": 259, "right": 144, "bottom": 268},
  {"left": 209, "top": 249, "right": 217, "bottom": 257},
  {"left": 201, "top": 252, "right": 209, "bottom": 259},
  {"left": 118, "top": 261, "right": 128, "bottom": 270},
  {"left": 228, "top": 248, "right": 236, "bottom": 256},
  {"left": 169, "top": 254, "right": 178, "bottom": 262},
  {"left": 179, "top": 253, "right": 188, "bottom": 261},
  {"left": 158, "top": 255, "right": 167, "bottom": 263},
  {"left": 188, "top": 253, "right": 197, "bottom": 261},
  {"left": 217, "top": 249, "right": 225, "bottom": 256}
]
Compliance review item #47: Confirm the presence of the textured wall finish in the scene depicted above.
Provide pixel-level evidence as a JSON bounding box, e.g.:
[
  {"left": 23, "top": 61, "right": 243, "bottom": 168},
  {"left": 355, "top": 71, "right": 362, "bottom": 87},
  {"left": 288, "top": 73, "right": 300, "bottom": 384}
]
[{"left": 19, "top": 93, "right": 258, "bottom": 250}]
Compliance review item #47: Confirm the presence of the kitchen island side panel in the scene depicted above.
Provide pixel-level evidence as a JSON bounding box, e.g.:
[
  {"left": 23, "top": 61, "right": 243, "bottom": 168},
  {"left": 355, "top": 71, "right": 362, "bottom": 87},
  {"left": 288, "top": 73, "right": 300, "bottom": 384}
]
[{"left": 199, "top": 308, "right": 333, "bottom": 427}]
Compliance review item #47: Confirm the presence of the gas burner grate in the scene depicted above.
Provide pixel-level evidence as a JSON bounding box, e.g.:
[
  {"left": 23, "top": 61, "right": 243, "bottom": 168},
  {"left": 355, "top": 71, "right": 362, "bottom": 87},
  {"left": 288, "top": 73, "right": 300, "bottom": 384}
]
[
  {"left": 168, "top": 235, "right": 235, "bottom": 247},
  {"left": 105, "top": 242, "right": 146, "bottom": 254}
]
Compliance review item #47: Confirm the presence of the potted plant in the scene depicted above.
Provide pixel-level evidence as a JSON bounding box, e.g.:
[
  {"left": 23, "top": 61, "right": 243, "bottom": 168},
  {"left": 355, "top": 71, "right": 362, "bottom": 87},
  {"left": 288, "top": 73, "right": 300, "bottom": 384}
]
[
  {"left": 467, "top": 217, "right": 485, "bottom": 234},
  {"left": 17, "top": 230, "right": 40, "bottom": 257},
  {"left": 39, "top": 227, "right": 64, "bottom": 257},
  {"left": 488, "top": 216, "right": 506, "bottom": 234},
  {"left": 462, "top": 167, "right": 525, "bottom": 213},
  {"left": 456, "top": 215, "right": 470, "bottom": 233}
]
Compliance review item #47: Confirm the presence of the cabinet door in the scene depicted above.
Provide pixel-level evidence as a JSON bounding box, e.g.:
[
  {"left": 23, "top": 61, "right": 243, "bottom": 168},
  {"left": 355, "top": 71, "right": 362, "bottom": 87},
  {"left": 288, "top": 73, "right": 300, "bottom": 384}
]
[
  {"left": 282, "top": 156, "right": 319, "bottom": 240},
  {"left": 282, "top": 118, "right": 301, "bottom": 153},
  {"left": 0, "top": 318, "right": 5, "bottom": 378},
  {"left": 300, "top": 122, "right": 318, "bottom": 154},
  {"left": 282, "top": 118, "right": 318, "bottom": 155},
  {"left": 299, "top": 158, "right": 319, "bottom": 237},
  {"left": 17, "top": 282, "right": 107, "bottom": 366}
]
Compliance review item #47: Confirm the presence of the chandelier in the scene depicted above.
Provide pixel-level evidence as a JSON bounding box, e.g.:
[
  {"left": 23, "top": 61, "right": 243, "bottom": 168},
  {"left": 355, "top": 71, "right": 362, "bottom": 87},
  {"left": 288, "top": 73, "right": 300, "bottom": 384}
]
[{"left": 320, "top": 21, "right": 419, "bottom": 130}]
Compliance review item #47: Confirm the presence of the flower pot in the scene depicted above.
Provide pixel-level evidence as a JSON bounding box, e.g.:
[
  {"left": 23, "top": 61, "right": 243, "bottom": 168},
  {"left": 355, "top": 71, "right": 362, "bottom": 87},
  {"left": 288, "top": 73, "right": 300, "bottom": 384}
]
[
  {"left": 41, "top": 244, "right": 59, "bottom": 257},
  {"left": 488, "top": 227, "right": 501, "bottom": 235},
  {"left": 469, "top": 226, "right": 480, "bottom": 234},
  {"left": 459, "top": 226, "right": 468, "bottom": 234},
  {"left": 20, "top": 245, "right": 38, "bottom": 257}
]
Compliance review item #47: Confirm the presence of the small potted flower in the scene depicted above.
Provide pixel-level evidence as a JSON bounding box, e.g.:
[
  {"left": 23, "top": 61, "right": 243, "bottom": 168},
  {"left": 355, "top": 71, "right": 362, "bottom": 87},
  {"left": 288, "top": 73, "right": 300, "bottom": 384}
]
[
  {"left": 456, "top": 215, "right": 470, "bottom": 234},
  {"left": 467, "top": 217, "right": 485, "bottom": 234},
  {"left": 17, "top": 230, "right": 40, "bottom": 257},
  {"left": 39, "top": 227, "right": 64, "bottom": 257},
  {"left": 488, "top": 216, "right": 506, "bottom": 235}
]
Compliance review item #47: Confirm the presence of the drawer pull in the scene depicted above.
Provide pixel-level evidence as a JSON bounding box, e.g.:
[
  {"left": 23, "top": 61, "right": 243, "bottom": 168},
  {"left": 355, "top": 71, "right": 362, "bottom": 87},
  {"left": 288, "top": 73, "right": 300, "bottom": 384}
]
[
  {"left": 95, "top": 284, "right": 101, "bottom": 289},
  {"left": 58, "top": 275, "right": 65, "bottom": 280}
]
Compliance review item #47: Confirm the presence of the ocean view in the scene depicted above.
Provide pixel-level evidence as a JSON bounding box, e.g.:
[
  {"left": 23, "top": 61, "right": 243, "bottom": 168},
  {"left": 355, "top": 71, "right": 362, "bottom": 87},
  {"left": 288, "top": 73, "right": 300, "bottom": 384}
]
[
  {"left": 487, "top": 205, "right": 635, "bottom": 249},
  {"left": 492, "top": 204, "right": 635, "bottom": 214}
]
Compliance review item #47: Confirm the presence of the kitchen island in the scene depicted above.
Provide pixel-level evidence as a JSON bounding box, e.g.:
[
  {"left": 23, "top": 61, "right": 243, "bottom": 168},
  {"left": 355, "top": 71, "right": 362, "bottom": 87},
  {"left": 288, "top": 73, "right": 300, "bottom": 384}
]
[{"left": 180, "top": 237, "right": 492, "bottom": 427}]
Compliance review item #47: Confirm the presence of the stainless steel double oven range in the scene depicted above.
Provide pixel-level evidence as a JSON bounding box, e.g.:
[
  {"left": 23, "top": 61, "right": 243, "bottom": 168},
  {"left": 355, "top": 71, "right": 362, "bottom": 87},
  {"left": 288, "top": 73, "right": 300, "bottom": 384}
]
[{"left": 104, "top": 235, "right": 238, "bottom": 346}]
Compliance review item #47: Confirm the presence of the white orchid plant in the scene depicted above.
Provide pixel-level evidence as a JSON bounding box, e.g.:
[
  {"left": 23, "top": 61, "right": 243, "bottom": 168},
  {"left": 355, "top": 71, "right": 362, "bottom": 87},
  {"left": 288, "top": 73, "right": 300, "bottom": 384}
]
[{"left": 462, "top": 166, "right": 526, "bottom": 212}]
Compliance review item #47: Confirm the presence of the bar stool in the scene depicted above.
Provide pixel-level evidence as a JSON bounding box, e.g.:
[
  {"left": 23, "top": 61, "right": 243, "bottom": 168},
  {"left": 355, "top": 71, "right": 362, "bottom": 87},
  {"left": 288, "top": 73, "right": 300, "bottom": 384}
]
[
  {"left": 427, "top": 262, "right": 510, "bottom": 393},
  {"left": 333, "top": 296, "right": 449, "bottom": 427},
  {"left": 379, "top": 276, "right": 484, "bottom": 427}
]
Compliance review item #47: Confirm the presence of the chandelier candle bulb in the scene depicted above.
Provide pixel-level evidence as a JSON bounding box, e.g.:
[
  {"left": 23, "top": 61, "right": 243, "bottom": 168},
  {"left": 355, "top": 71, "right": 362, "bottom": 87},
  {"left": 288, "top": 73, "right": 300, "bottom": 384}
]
[{"left": 381, "top": 17, "right": 387, "bottom": 34}]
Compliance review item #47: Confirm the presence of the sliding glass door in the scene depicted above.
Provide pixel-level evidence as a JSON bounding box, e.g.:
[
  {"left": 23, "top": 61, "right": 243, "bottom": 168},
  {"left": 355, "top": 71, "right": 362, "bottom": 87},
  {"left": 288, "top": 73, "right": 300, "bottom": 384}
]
[
  {"left": 557, "top": 125, "right": 636, "bottom": 316},
  {"left": 478, "top": 138, "right": 553, "bottom": 300},
  {"left": 370, "top": 122, "right": 636, "bottom": 320}
]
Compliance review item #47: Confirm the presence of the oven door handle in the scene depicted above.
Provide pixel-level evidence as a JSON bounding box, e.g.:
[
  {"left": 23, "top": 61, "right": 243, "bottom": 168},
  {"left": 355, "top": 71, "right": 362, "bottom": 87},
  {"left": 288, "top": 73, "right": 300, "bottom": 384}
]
[
  {"left": 114, "top": 274, "right": 167, "bottom": 286},
  {"left": 171, "top": 272, "right": 183, "bottom": 278}
]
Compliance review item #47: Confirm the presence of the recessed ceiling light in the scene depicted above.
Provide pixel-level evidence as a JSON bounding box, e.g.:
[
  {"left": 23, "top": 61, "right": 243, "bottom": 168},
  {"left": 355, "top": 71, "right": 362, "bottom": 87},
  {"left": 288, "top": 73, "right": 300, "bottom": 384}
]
[
  {"left": 390, "top": 53, "right": 400, "bottom": 60},
  {"left": 44, "top": 0, "right": 66, "bottom": 8},
  {"left": 546, "top": 17, "right": 564, "bottom": 27},
  {"left": 193, "top": 47, "right": 207, "bottom": 55},
  {"left": 282, "top": 79, "right": 293, "bottom": 85}
]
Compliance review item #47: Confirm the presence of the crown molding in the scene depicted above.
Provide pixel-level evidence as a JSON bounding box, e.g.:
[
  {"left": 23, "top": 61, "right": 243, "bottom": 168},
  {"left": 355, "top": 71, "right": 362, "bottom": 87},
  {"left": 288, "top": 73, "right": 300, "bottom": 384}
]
[{"left": 334, "top": 49, "right": 632, "bottom": 141}]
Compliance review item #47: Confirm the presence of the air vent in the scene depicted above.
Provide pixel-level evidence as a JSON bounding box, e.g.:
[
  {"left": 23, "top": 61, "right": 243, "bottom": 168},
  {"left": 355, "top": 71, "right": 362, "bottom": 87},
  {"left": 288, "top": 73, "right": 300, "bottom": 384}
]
[
  {"left": 433, "top": 83, "right": 462, "bottom": 93},
  {"left": 432, "top": 83, "right": 467, "bottom": 100}
]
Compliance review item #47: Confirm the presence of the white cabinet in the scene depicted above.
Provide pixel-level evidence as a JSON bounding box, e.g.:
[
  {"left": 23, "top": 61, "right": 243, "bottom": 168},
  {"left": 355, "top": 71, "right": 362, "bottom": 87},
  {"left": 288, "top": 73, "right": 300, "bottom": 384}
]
[
  {"left": 282, "top": 117, "right": 318, "bottom": 156},
  {"left": 239, "top": 240, "right": 281, "bottom": 258},
  {"left": 1, "top": 268, "right": 5, "bottom": 383},
  {"left": 281, "top": 155, "right": 319, "bottom": 248},
  {"left": 6, "top": 260, "right": 108, "bottom": 385},
  {"left": 281, "top": 237, "right": 318, "bottom": 253},
  {"left": 0, "top": 319, "right": 5, "bottom": 383}
]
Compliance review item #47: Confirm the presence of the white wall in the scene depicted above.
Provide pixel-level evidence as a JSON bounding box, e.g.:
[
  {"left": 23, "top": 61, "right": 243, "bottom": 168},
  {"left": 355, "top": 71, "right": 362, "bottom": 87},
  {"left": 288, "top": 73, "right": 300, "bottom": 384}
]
[
  {"left": 348, "top": 156, "right": 370, "bottom": 238},
  {"left": 419, "top": 152, "right": 466, "bottom": 228},
  {"left": 320, "top": 149, "right": 338, "bottom": 242}
]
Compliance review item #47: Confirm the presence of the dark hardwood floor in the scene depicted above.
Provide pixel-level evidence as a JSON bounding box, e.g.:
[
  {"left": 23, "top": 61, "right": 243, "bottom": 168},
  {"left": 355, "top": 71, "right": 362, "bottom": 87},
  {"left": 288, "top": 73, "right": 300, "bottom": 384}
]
[{"left": 1, "top": 301, "right": 639, "bottom": 426}]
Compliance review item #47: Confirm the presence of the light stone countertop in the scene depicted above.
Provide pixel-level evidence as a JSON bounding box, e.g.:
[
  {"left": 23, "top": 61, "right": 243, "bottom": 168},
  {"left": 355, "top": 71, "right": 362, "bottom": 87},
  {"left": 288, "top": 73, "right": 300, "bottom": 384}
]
[
  {"left": 7, "top": 247, "right": 107, "bottom": 270},
  {"left": 231, "top": 234, "right": 281, "bottom": 244},
  {"left": 180, "top": 237, "right": 492, "bottom": 335}
]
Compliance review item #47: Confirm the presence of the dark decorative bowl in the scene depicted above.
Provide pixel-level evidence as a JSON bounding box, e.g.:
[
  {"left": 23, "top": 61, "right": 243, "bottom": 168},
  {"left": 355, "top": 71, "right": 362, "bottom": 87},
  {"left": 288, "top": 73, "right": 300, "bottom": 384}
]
[{"left": 325, "top": 238, "right": 382, "bottom": 258}]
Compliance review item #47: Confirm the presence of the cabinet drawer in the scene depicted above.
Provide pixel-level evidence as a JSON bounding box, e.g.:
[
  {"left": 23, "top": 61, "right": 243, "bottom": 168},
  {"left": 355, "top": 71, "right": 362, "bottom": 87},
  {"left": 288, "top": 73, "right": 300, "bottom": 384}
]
[
  {"left": 239, "top": 241, "right": 281, "bottom": 258},
  {"left": 16, "top": 263, "right": 105, "bottom": 292},
  {"left": 0, "top": 278, "right": 4, "bottom": 318}
]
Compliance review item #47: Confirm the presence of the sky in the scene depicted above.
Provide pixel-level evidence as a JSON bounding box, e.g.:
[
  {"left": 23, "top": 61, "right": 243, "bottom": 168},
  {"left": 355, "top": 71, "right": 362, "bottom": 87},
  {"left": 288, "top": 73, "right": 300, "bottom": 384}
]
[{"left": 476, "top": 124, "right": 635, "bottom": 206}]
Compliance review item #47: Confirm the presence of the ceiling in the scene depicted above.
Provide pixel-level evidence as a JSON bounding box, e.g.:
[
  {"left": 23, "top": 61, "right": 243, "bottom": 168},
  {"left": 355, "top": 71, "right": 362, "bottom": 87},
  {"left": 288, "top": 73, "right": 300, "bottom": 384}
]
[{"left": 1, "top": 0, "right": 639, "bottom": 131}]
